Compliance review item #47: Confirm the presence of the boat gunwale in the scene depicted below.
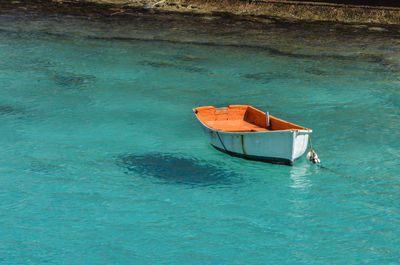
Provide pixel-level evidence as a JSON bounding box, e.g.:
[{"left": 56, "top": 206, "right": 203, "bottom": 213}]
[{"left": 193, "top": 108, "right": 312, "bottom": 135}]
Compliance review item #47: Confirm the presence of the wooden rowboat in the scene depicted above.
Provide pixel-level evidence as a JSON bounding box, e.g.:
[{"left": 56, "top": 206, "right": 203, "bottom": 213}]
[{"left": 193, "top": 105, "right": 312, "bottom": 166}]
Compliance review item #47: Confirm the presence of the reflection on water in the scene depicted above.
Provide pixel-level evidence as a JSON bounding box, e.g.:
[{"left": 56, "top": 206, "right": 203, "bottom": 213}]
[
  {"left": 117, "top": 152, "right": 237, "bottom": 186},
  {"left": 288, "top": 164, "right": 314, "bottom": 219},
  {"left": 290, "top": 164, "right": 312, "bottom": 190}
]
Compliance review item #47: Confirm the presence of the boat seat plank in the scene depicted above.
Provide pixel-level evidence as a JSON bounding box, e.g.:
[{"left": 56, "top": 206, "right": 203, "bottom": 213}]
[{"left": 205, "top": 120, "right": 269, "bottom": 132}]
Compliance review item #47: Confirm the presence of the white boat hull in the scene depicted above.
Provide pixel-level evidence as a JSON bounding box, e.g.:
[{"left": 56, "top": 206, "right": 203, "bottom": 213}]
[{"left": 199, "top": 123, "right": 310, "bottom": 166}]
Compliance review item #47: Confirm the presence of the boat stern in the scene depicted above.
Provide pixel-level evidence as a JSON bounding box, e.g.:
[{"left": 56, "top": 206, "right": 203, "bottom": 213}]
[{"left": 291, "top": 130, "right": 312, "bottom": 162}]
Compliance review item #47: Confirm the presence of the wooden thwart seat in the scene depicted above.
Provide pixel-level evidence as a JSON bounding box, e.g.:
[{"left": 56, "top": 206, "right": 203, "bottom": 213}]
[{"left": 205, "top": 120, "right": 269, "bottom": 132}]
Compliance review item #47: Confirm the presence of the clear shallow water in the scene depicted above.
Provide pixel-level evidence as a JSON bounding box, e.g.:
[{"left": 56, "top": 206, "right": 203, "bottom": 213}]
[{"left": 1, "top": 7, "right": 400, "bottom": 264}]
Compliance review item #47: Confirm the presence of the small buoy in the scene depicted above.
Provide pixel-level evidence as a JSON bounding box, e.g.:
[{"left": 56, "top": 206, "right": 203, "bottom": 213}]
[
  {"left": 307, "top": 150, "right": 320, "bottom": 165},
  {"left": 306, "top": 151, "right": 312, "bottom": 161},
  {"left": 307, "top": 137, "right": 321, "bottom": 165}
]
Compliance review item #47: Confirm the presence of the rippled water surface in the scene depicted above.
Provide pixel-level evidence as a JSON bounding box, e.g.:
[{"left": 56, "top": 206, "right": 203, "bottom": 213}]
[{"left": 1, "top": 6, "right": 400, "bottom": 264}]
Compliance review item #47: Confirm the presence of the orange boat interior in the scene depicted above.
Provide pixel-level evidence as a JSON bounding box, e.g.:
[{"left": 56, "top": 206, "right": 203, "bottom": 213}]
[{"left": 193, "top": 105, "right": 309, "bottom": 133}]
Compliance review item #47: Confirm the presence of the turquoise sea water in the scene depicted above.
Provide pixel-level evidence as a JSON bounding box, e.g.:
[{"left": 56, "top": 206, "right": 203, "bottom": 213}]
[{"left": 1, "top": 7, "right": 400, "bottom": 264}]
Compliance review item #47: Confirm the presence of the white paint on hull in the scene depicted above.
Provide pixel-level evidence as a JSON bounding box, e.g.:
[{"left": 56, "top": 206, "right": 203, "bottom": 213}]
[{"left": 196, "top": 116, "right": 311, "bottom": 164}]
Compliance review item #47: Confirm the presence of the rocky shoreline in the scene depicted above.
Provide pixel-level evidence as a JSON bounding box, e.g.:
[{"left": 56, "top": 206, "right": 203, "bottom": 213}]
[
  {"left": 52, "top": 0, "right": 400, "bottom": 25},
  {"left": 2, "top": 0, "right": 400, "bottom": 25}
]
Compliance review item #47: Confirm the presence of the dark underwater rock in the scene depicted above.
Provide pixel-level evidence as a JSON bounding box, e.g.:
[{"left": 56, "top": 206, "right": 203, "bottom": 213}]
[
  {"left": 117, "top": 152, "right": 236, "bottom": 186},
  {"left": 0, "top": 104, "right": 22, "bottom": 116},
  {"left": 52, "top": 72, "right": 96, "bottom": 89}
]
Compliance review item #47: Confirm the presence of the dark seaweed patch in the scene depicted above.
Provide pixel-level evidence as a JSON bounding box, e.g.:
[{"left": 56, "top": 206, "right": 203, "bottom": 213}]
[
  {"left": 29, "top": 160, "right": 64, "bottom": 174},
  {"left": 305, "top": 68, "right": 327, "bottom": 76},
  {"left": 52, "top": 72, "right": 96, "bottom": 89},
  {"left": 88, "top": 36, "right": 394, "bottom": 66},
  {"left": 117, "top": 153, "right": 236, "bottom": 186},
  {"left": 1, "top": 56, "right": 56, "bottom": 73},
  {"left": 0, "top": 27, "right": 71, "bottom": 41},
  {"left": 0, "top": 104, "right": 21, "bottom": 116},
  {"left": 140, "top": 61, "right": 171, "bottom": 68},
  {"left": 29, "top": 57, "right": 56, "bottom": 69},
  {"left": 241, "top": 72, "right": 291, "bottom": 83},
  {"left": 0, "top": 105, "right": 17, "bottom": 115},
  {"left": 171, "top": 54, "right": 205, "bottom": 63},
  {"left": 139, "top": 60, "right": 206, "bottom": 73}
]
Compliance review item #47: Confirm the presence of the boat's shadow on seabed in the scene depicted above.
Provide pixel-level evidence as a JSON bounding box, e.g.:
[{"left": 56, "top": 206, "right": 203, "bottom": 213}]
[{"left": 116, "top": 152, "right": 240, "bottom": 187}]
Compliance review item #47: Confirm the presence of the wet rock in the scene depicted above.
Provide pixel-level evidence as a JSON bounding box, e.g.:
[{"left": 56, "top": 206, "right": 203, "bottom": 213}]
[
  {"left": 368, "top": 27, "right": 388, "bottom": 32},
  {"left": 201, "top": 16, "right": 216, "bottom": 21},
  {"left": 352, "top": 24, "right": 368, "bottom": 29}
]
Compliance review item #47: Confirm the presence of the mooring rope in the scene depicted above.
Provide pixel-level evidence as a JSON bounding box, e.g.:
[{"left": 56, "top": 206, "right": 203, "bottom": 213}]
[
  {"left": 306, "top": 137, "right": 361, "bottom": 179},
  {"left": 307, "top": 137, "right": 333, "bottom": 171},
  {"left": 307, "top": 136, "right": 322, "bottom": 166}
]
